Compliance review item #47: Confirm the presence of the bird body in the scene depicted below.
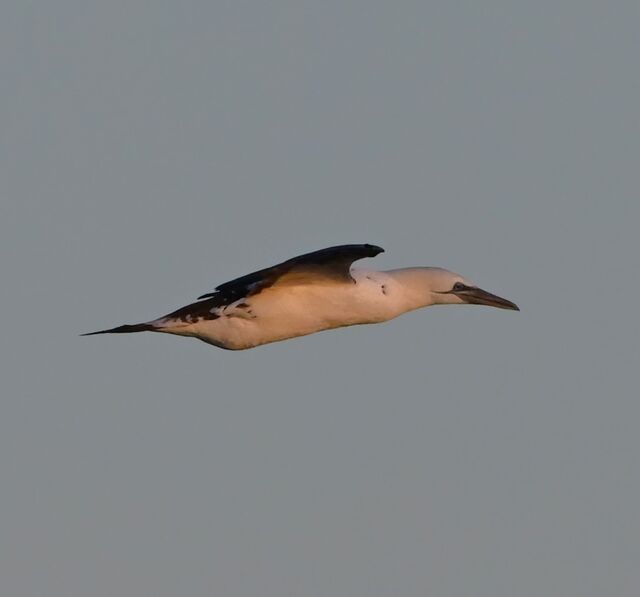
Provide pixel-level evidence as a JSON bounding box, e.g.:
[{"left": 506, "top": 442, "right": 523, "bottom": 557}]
[
  {"left": 162, "top": 269, "right": 405, "bottom": 350},
  {"left": 83, "top": 244, "right": 519, "bottom": 350}
]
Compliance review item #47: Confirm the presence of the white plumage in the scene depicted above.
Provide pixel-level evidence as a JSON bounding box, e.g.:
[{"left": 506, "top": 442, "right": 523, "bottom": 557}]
[{"left": 83, "top": 244, "right": 518, "bottom": 350}]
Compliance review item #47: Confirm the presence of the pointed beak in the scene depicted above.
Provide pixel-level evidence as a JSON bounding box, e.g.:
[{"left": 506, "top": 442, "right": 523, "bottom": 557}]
[{"left": 454, "top": 286, "right": 520, "bottom": 311}]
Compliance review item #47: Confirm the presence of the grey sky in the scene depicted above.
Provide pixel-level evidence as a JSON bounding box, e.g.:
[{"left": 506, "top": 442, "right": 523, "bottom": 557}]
[{"left": 1, "top": 1, "right": 639, "bottom": 596}]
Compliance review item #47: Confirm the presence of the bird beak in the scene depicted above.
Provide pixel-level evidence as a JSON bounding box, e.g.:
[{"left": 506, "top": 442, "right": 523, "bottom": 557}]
[{"left": 454, "top": 286, "right": 520, "bottom": 311}]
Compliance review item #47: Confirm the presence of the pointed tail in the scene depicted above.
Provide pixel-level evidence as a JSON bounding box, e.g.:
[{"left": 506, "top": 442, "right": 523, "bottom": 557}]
[{"left": 81, "top": 323, "right": 156, "bottom": 336}]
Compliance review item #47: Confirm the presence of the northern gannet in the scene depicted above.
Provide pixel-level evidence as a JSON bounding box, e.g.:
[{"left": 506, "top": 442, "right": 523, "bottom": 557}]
[{"left": 83, "top": 244, "right": 519, "bottom": 350}]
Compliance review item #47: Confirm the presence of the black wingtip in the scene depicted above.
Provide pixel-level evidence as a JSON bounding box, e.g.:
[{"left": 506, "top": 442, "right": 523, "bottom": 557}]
[
  {"left": 364, "top": 243, "right": 384, "bottom": 256},
  {"left": 81, "top": 323, "right": 155, "bottom": 336}
]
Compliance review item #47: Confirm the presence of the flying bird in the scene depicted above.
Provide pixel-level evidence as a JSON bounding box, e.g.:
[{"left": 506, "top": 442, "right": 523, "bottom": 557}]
[{"left": 82, "top": 244, "right": 519, "bottom": 350}]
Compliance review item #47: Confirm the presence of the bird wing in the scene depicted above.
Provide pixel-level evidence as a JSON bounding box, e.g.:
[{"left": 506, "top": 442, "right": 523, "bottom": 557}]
[
  {"left": 158, "top": 244, "right": 384, "bottom": 324},
  {"left": 197, "top": 244, "right": 384, "bottom": 301}
]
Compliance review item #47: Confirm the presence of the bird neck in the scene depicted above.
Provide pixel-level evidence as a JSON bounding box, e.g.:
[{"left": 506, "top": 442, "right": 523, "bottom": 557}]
[{"left": 385, "top": 268, "right": 439, "bottom": 311}]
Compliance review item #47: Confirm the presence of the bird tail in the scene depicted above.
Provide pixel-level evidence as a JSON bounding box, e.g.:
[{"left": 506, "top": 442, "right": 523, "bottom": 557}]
[{"left": 80, "top": 323, "right": 156, "bottom": 336}]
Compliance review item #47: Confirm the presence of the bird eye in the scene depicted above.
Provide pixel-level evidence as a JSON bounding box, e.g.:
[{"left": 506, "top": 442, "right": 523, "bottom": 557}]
[{"left": 452, "top": 282, "right": 466, "bottom": 292}]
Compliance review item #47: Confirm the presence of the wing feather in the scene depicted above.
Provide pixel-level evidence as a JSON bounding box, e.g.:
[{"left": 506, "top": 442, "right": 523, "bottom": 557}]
[
  {"left": 162, "top": 244, "right": 384, "bottom": 324},
  {"left": 199, "top": 244, "right": 384, "bottom": 300}
]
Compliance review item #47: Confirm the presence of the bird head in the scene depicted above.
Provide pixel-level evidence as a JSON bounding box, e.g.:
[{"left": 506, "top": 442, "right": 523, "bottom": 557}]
[{"left": 422, "top": 267, "right": 519, "bottom": 311}]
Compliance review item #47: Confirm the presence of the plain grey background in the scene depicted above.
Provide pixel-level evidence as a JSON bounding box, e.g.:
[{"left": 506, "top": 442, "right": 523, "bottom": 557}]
[{"left": 2, "top": 1, "right": 639, "bottom": 596}]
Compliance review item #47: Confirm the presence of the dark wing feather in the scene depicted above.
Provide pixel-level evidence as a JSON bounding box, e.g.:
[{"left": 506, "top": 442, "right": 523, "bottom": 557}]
[
  {"left": 198, "top": 244, "right": 384, "bottom": 301},
  {"left": 163, "top": 293, "right": 230, "bottom": 322},
  {"left": 156, "top": 244, "right": 384, "bottom": 324}
]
